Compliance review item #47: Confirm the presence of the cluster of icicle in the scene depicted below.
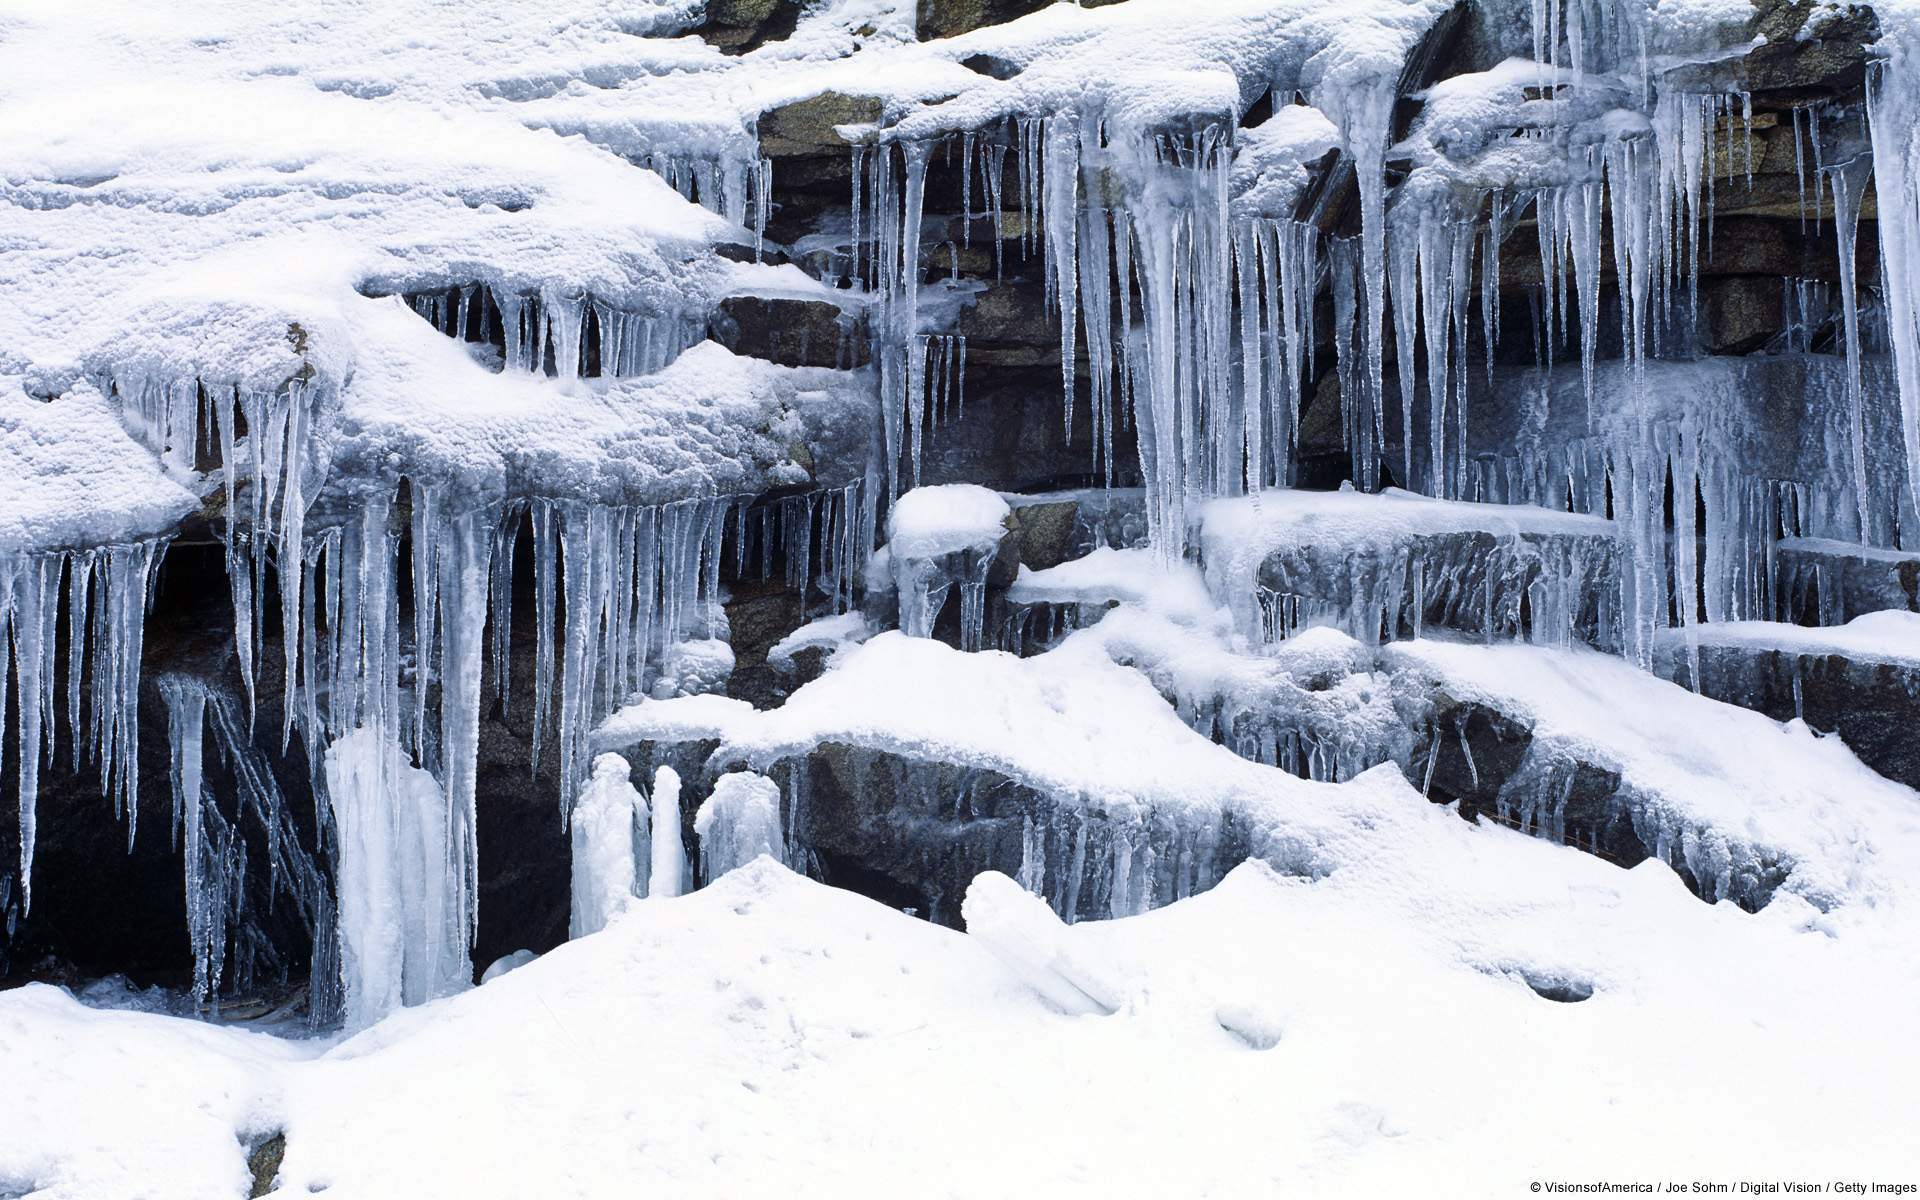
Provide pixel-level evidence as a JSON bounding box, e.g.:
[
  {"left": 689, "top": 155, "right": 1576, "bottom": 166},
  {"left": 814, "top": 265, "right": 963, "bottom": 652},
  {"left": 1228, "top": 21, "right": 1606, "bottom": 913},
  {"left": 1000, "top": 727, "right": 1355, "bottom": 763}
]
[
  {"left": 1, "top": 543, "right": 159, "bottom": 911},
  {"left": 833, "top": 5, "right": 1920, "bottom": 669},
  {"left": 568, "top": 757, "right": 785, "bottom": 942},
  {"left": 638, "top": 150, "right": 774, "bottom": 259},
  {"left": 1252, "top": 526, "right": 1623, "bottom": 652},
  {"left": 6, "top": 339, "right": 873, "bottom": 1021},
  {"left": 407, "top": 284, "right": 707, "bottom": 379},
  {"left": 160, "top": 676, "right": 335, "bottom": 1016}
]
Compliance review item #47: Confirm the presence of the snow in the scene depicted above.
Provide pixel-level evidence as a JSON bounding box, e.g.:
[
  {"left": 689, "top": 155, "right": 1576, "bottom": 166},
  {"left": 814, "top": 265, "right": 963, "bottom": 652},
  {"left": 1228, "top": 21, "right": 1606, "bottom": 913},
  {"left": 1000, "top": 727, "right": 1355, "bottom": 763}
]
[
  {"left": 884, "top": 483, "right": 1010, "bottom": 560},
  {"left": 1653, "top": 610, "right": 1920, "bottom": 670},
  {"left": 9, "top": 817, "right": 1920, "bottom": 1197},
  {"left": 0, "top": 379, "right": 198, "bottom": 554},
  {"left": 11, "top": 0, "right": 1920, "bottom": 1191},
  {"left": 766, "top": 610, "right": 875, "bottom": 673},
  {"left": 1006, "top": 545, "right": 1162, "bottom": 607},
  {"left": 1382, "top": 638, "right": 1920, "bottom": 911}
]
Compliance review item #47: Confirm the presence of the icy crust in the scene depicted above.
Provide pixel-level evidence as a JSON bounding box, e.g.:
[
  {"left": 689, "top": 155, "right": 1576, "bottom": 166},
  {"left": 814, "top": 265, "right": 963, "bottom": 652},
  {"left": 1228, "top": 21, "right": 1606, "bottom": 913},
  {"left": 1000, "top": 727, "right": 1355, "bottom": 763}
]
[
  {"left": 1381, "top": 639, "right": 1920, "bottom": 912},
  {"left": 1201, "top": 488, "right": 1623, "bottom": 651},
  {"left": 0, "top": 378, "right": 197, "bottom": 554},
  {"left": 623, "top": 630, "right": 1425, "bottom": 891},
  {"left": 1653, "top": 611, "right": 1920, "bottom": 669},
  {"left": 591, "top": 692, "right": 761, "bottom": 755}
]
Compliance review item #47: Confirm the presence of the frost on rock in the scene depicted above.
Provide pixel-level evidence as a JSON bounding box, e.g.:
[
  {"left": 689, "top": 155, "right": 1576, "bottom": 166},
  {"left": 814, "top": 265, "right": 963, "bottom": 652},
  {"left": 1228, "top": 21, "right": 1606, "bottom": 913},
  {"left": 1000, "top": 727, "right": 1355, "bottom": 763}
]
[{"left": 1202, "top": 488, "right": 1623, "bottom": 653}]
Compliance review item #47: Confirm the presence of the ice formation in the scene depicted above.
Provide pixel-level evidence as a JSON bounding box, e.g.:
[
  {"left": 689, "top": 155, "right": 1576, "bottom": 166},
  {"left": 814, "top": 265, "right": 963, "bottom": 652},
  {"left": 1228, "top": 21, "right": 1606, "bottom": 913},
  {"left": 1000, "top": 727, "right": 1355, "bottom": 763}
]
[
  {"left": 324, "top": 729, "right": 470, "bottom": 1034},
  {"left": 886, "top": 483, "right": 1011, "bottom": 648},
  {"left": 693, "top": 770, "right": 786, "bottom": 881},
  {"left": 570, "top": 753, "right": 649, "bottom": 939},
  {"left": 6, "top": 4, "right": 1920, "bottom": 1182}
]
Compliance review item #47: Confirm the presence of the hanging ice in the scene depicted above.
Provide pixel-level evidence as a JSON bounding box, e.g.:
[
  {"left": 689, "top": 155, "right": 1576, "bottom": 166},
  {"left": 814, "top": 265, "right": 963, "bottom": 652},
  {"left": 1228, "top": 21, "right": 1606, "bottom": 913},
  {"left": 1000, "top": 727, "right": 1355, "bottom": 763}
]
[{"left": 886, "top": 484, "right": 1009, "bottom": 650}]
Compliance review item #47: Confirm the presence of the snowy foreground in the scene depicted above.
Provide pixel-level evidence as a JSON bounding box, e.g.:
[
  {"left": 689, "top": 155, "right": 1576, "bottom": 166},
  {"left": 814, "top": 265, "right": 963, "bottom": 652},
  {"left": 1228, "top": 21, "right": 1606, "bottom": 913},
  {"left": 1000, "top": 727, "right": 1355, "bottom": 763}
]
[{"left": 8, "top": 731, "right": 1920, "bottom": 1196}]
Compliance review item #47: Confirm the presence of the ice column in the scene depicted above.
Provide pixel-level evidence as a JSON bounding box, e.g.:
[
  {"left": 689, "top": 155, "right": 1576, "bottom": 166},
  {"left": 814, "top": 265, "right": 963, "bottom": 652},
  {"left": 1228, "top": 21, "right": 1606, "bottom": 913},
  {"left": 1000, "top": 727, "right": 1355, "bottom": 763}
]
[
  {"left": 650, "top": 765, "right": 686, "bottom": 899},
  {"left": 695, "top": 771, "right": 785, "bottom": 882},
  {"left": 325, "top": 728, "right": 471, "bottom": 1033},
  {"left": 570, "top": 753, "right": 650, "bottom": 938}
]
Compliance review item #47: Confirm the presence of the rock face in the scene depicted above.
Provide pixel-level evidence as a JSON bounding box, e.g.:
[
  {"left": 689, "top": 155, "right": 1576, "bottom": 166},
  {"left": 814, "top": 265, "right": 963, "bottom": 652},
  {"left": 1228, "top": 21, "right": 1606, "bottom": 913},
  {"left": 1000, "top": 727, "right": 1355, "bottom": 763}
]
[{"left": 1778, "top": 538, "right": 1920, "bottom": 624}]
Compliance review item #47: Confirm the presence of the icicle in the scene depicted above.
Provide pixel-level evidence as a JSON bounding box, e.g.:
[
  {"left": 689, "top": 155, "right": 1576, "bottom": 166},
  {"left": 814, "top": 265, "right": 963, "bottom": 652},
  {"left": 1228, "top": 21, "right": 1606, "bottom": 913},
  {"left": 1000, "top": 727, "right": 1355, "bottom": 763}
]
[
  {"left": 1827, "top": 156, "right": 1875, "bottom": 542},
  {"left": 1869, "top": 45, "right": 1920, "bottom": 525},
  {"left": 1044, "top": 119, "right": 1082, "bottom": 440},
  {"left": 326, "top": 727, "right": 470, "bottom": 1034}
]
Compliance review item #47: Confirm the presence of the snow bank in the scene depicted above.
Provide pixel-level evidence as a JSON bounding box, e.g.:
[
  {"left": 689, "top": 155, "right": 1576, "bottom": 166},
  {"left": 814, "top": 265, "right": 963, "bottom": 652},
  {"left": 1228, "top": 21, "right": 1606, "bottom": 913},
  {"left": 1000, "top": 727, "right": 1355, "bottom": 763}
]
[
  {"left": 10, "top": 817, "right": 1920, "bottom": 1196},
  {"left": 1383, "top": 639, "right": 1920, "bottom": 911}
]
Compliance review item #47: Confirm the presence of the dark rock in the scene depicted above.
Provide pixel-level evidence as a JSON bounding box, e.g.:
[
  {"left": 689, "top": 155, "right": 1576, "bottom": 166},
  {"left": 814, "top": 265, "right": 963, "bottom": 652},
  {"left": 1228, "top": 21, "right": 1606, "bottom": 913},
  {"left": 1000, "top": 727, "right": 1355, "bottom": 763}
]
[
  {"left": 1704, "top": 275, "right": 1785, "bottom": 353},
  {"left": 1408, "top": 693, "right": 1534, "bottom": 820},
  {"left": 904, "top": 363, "right": 1141, "bottom": 493},
  {"left": 1006, "top": 500, "right": 1080, "bottom": 571},
  {"left": 758, "top": 92, "right": 884, "bottom": 158},
  {"left": 917, "top": 0, "right": 1126, "bottom": 42},
  {"left": 709, "top": 295, "right": 868, "bottom": 368},
  {"left": 1740, "top": 0, "right": 1878, "bottom": 93},
  {"left": 724, "top": 576, "right": 810, "bottom": 709},
  {"left": 694, "top": 0, "right": 805, "bottom": 55},
  {"left": 246, "top": 1132, "right": 286, "bottom": 1199}
]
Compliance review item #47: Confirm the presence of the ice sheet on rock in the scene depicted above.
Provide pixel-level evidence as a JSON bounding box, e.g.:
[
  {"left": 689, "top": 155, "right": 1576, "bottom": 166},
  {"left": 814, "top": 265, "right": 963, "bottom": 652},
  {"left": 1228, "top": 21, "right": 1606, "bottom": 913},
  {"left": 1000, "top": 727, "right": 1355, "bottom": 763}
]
[
  {"left": 694, "top": 771, "right": 786, "bottom": 882},
  {"left": 1459, "top": 358, "right": 1913, "bottom": 652},
  {"left": 653, "top": 639, "right": 736, "bottom": 700},
  {"left": 1776, "top": 537, "right": 1920, "bottom": 627},
  {"left": 767, "top": 612, "right": 876, "bottom": 674},
  {"left": 1382, "top": 639, "right": 1920, "bottom": 911},
  {"left": 1202, "top": 488, "right": 1623, "bottom": 653},
  {"left": 571, "top": 753, "right": 651, "bottom": 939},
  {"left": 1653, "top": 611, "right": 1920, "bottom": 669}
]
